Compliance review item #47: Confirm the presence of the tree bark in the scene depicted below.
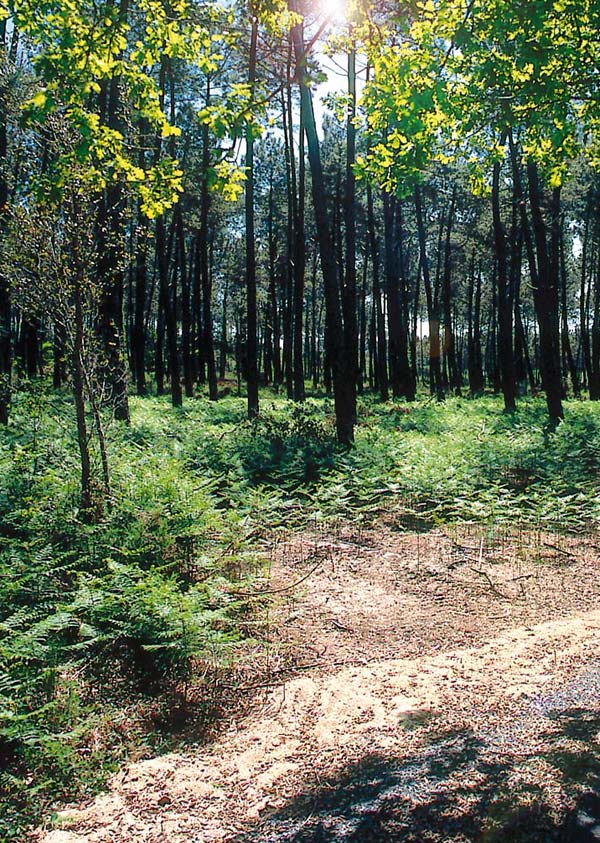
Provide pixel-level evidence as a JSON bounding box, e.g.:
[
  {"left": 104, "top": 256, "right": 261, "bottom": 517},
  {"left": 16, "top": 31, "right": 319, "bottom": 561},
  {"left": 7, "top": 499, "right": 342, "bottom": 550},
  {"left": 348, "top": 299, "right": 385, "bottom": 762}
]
[
  {"left": 291, "top": 9, "right": 354, "bottom": 443},
  {"left": 415, "top": 185, "right": 443, "bottom": 399},
  {"left": 245, "top": 15, "right": 259, "bottom": 418},
  {"left": 492, "top": 159, "right": 516, "bottom": 411},
  {"left": 526, "top": 163, "right": 564, "bottom": 423}
]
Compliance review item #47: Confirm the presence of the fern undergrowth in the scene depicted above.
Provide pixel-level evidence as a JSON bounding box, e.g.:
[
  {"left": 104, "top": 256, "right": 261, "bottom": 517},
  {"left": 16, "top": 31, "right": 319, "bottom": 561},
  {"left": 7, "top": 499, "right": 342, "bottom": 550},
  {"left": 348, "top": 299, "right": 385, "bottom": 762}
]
[{"left": 2, "top": 384, "right": 600, "bottom": 838}]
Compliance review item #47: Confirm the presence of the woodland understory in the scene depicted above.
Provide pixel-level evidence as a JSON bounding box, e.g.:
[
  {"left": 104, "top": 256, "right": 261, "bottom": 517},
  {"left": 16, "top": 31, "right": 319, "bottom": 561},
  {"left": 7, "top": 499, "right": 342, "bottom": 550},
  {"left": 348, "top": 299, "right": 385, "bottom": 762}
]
[{"left": 2, "top": 0, "right": 600, "bottom": 839}]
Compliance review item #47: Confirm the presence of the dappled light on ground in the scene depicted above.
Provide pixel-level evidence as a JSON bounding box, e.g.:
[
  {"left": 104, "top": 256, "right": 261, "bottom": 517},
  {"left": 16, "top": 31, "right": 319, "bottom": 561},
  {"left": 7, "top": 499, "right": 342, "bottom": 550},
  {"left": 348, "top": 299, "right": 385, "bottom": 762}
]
[{"left": 37, "top": 522, "right": 600, "bottom": 843}]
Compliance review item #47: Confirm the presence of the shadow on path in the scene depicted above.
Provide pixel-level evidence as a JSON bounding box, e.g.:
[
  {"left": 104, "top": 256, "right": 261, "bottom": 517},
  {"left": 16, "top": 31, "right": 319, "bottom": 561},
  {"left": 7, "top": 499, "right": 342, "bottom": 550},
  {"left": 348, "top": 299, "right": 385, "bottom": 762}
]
[{"left": 232, "top": 704, "right": 600, "bottom": 843}]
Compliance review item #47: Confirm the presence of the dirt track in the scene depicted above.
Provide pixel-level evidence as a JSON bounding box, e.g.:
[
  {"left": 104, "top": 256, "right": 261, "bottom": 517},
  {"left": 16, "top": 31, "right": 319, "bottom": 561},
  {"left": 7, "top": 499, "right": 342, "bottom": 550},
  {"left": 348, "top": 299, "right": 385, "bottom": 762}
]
[{"left": 36, "top": 524, "right": 600, "bottom": 843}]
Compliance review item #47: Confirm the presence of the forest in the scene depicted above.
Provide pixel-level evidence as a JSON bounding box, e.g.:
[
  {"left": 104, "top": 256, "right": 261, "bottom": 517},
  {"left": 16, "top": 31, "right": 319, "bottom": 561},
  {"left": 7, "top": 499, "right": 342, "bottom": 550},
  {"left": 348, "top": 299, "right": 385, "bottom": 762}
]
[{"left": 2, "top": 0, "right": 600, "bottom": 841}]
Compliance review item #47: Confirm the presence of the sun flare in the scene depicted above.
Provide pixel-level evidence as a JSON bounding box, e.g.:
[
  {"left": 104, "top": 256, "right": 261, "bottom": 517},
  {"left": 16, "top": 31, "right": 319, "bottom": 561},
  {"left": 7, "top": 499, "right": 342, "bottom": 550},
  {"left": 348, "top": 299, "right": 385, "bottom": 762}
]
[{"left": 326, "top": 0, "right": 348, "bottom": 23}]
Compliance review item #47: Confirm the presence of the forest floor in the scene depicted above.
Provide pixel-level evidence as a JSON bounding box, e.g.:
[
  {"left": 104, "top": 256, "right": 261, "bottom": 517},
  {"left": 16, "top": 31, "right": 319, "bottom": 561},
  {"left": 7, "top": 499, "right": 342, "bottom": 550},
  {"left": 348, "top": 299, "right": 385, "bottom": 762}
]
[{"left": 35, "top": 517, "right": 600, "bottom": 843}]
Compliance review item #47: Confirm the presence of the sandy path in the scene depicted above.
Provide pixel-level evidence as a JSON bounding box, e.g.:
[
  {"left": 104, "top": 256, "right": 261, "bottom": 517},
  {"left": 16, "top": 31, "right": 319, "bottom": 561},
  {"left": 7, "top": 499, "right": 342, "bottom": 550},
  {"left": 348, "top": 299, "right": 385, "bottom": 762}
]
[{"left": 35, "top": 526, "right": 600, "bottom": 843}]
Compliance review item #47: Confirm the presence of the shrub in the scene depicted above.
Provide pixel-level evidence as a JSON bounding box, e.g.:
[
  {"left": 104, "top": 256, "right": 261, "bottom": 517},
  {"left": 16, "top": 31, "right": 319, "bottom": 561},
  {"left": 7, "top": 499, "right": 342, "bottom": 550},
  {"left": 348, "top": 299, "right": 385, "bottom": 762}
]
[{"left": 230, "top": 404, "right": 338, "bottom": 488}]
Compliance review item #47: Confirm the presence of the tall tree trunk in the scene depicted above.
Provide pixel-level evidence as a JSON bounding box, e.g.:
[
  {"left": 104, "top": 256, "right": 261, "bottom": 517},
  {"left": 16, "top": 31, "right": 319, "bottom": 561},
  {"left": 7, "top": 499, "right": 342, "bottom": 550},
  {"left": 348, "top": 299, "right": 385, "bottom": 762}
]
[
  {"left": 267, "top": 179, "right": 282, "bottom": 387},
  {"left": 245, "top": 15, "right": 259, "bottom": 418},
  {"left": 367, "top": 182, "right": 388, "bottom": 400},
  {"left": 133, "top": 201, "right": 148, "bottom": 396},
  {"left": 509, "top": 135, "right": 563, "bottom": 421},
  {"left": 176, "top": 209, "right": 194, "bottom": 398},
  {"left": 467, "top": 252, "right": 484, "bottom": 395},
  {"left": 358, "top": 247, "right": 367, "bottom": 392},
  {"left": 559, "top": 230, "right": 579, "bottom": 396},
  {"left": 293, "top": 94, "right": 306, "bottom": 401},
  {"left": 492, "top": 159, "right": 516, "bottom": 411},
  {"left": 580, "top": 192, "right": 593, "bottom": 395},
  {"left": 442, "top": 186, "right": 461, "bottom": 395},
  {"left": 592, "top": 246, "right": 600, "bottom": 399},
  {"left": 156, "top": 216, "right": 182, "bottom": 407},
  {"left": 281, "top": 84, "right": 294, "bottom": 398},
  {"left": 155, "top": 275, "right": 166, "bottom": 395},
  {"left": 199, "top": 82, "right": 218, "bottom": 400},
  {"left": 526, "top": 162, "right": 564, "bottom": 423},
  {"left": 291, "top": 10, "right": 354, "bottom": 443},
  {"left": 95, "top": 0, "right": 130, "bottom": 422},
  {"left": 342, "top": 44, "right": 358, "bottom": 410},
  {"left": 69, "top": 202, "right": 93, "bottom": 517},
  {"left": 219, "top": 276, "right": 229, "bottom": 380},
  {"left": 384, "top": 195, "right": 413, "bottom": 399},
  {"left": 0, "top": 19, "right": 12, "bottom": 423},
  {"left": 313, "top": 257, "right": 321, "bottom": 389},
  {"left": 414, "top": 185, "right": 443, "bottom": 399}
]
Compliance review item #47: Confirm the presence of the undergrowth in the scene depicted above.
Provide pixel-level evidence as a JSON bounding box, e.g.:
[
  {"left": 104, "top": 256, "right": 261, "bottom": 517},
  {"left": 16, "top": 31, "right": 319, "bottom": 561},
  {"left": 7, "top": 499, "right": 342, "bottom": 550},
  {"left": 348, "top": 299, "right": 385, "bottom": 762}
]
[{"left": 3, "top": 384, "right": 600, "bottom": 838}]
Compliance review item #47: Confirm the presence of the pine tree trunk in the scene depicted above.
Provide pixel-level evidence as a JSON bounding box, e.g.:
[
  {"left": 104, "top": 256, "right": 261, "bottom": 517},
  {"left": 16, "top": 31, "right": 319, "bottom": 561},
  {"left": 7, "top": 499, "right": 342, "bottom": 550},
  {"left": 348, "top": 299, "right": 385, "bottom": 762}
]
[
  {"left": 95, "top": 0, "right": 130, "bottom": 422},
  {"left": 580, "top": 195, "right": 593, "bottom": 395},
  {"left": 342, "top": 45, "right": 358, "bottom": 411},
  {"left": 367, "top": 184, "right": 388, "bottom": 400},
  {"left": 291, "top": 12, "right": 354, "bottom": 443},
  {"left": 415, "top": 185, "right": 443, "bottom": 399},
  {"left": 133, "top": 202, "right": 148, "bottom": 396},
  {"left": 293, "top": 96, "right": 306, "bottom": 402},
  {"left": 199, "top": 86, "right": 218, "bottom": 400},
  {"left": 0, "top": 19, "right": 11, "bottom": 423},
  {"left": 156, "top": 216, "right": 182, "bottom": 407},
  {"left": 559, "top": 229, "right": 579, "bottom": 396},
  {"left": 245, "top": 17, "right": 259, "bottom": 418},
  {"left": 492, "top": 160, "right": 516, "bottom": 411},
  {"left": 442, "top": 186, "right": 461, "bottom": 396},
  {"left": 526, "top": 162, "right": 564, "bottom": 423}
]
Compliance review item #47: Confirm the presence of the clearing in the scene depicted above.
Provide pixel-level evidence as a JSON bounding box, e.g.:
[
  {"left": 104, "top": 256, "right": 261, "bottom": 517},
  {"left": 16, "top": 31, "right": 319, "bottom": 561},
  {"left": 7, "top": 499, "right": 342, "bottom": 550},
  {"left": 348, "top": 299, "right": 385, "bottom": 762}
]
[{"left": 36, "top": 519, "right": 600, "bottom": 842}]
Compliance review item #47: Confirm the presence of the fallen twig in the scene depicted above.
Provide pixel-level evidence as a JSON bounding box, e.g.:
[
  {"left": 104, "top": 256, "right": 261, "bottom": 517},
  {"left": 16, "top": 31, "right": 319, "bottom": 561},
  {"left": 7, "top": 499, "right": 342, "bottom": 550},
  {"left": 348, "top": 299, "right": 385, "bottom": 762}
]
[
  {"left": 468, "top": 566, "right": 510, "bottom": 600},
  {"left": 228, "top": 558, "right": 324, "bottom": 598},
  {"left": 542, "top": 541, "right": 577, "bottom": 559},
  {"left": 330, "top": 618, "right": 354, "bottom": 633}
]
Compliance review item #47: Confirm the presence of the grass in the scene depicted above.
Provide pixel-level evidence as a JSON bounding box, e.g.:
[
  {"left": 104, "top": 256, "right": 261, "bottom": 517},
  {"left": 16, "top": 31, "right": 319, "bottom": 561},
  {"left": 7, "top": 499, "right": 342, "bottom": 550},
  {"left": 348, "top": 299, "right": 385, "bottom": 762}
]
[{"left": 2, "top": 383, "right": 600, "bottom": 838}]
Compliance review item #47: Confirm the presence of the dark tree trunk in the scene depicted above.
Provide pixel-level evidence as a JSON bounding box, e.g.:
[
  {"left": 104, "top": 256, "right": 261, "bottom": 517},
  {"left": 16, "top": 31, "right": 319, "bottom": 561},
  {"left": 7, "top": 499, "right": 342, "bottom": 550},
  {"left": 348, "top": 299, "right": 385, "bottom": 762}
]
[
  {"left": 367, "top": 183, "right": 388, "bottom": 401},
  {"left": 53, "top": 322, "right": 66, "bottom": 389},
  {"left": 592, "top": 248, "right": 600, "bottom": 399},
  {"left": 133, "top": 204, "right": 148, "bottom": 396},
  {"left": 291, "top": 11, "right": 354, "bottom": 443},
  {"left": 155, "top": 277, "right": 166, "bottom": 395},
  {"left": 69, "top": 205, "right": 93, "bottom": 518},
  {"left": 16, "top": 318, "right": 39, "bottom": 378},
  {"left": 267, "top": 179, "right": 282, "bottom": 387},
  {"left": 492, "top": 159, "right": 516, "bottom": 411},
  {"left": 191, "top": 231, "right": 203, "bottom": 384},
  {"left": 281, "top": 85, "right": 294, "bottom": 398},
  {"left": 156, "top": 216, "right": 182, "bottom": 407},
  {"left": 467, "top": 253, "right": 485, "bottom": 395},
  {"left": 244, "top": 17, "right": 259, "bottom": 418},
  {"left": 311, "top": 254, "right": 319, "bottom": 389},
  {"left": 509, "top": 135, "right": 563, "bottom": 421},
  {"left": 414, "top": 185, "right": 443, "bottom": 399},
  {"left": 442, "top": 186, "right": 461, "bottom": 395},
  {"left": 95, "top": 0, "right": 130, "bottom": 422},
  {"left": 293, "top": 95, "right": 306, "bottom": 402},
  {"left": 384, "top": 195, "right": 414, "bottom": 399},
  {"left": 580, "top": 193, "right": 593, "bottom": 396},
  {"left": 526, "top": 162, "right": 564, "bottom": 423},
  {"left": 199, "top": 235, "right": 218, "bottom": 400},
  {"left": 559, "top": 230, "right": 579, "bottom": 396},
  {"left": 176, "top": 209, "right": 194, "bottom": 398},
  {"left": 358, "top": 248, "right": 367, "bottom": 392},
  {"left": 219, "top": 276, "right": 229, "bottom": 381},
  {"left": 199, "top": 83, "right": 218, "bottom": 400},
  {"left": 342, "top": 45, "right": 358, "bottom": 410},
  {"left": 0, "top": 19, "right": 12, "bottom": 423}
]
